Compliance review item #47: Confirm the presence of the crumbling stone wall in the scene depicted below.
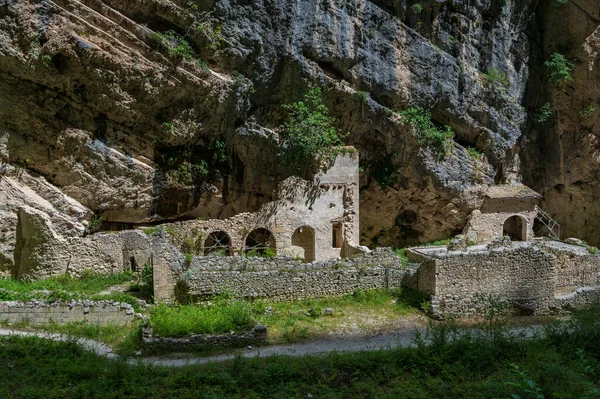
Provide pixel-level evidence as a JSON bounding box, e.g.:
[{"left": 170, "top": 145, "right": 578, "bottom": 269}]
[
  {"left": 155, "top": 248, "right": 405, "bottom": 303},
  {"left": 142, "top": 325, "right": 268, "bottom": 351},
  {"left": 162, "top": 150, "right": 361, "bottom": 262},
  {"left": 0, "top": 300, "right": 135, "bottom": 325},
  {"left": 420, "top": 245, "right": 556, "bottom": 318},
  {"left": 537, "top": 242, "right": 600, "bottom": 296},
  {"left": 13, "top": 206, "right": 151, "bottom": 280}
]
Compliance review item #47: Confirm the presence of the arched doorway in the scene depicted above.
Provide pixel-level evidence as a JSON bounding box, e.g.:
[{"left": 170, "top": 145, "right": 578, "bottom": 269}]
[
  {"left": 503, "top": 215, "right": 527, "bottom": 241},
  {"left": 204, "top": 231, "right": 232, "bottom": 255},
  {"left": 292, "top": 226, "right": 316, "bottom": 262},
  {"left": 245, "top": 228, "right": 276, "bottom": 256}
]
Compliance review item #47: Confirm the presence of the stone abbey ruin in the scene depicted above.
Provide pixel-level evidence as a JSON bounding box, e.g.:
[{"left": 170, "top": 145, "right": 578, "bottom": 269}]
[{"left": 4, "top": 147, "right": 600, "bottom": 319}]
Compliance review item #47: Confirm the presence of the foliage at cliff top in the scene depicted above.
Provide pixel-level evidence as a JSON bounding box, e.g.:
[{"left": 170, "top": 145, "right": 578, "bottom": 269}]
[{"left": 279, "top": 87, "right": 345, "bottom": 171}]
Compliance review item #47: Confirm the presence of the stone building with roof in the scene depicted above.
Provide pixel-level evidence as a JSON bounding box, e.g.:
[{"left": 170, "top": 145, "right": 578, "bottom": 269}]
[{"left": 463, "top": 183, "right": 543, "bottom": 243}]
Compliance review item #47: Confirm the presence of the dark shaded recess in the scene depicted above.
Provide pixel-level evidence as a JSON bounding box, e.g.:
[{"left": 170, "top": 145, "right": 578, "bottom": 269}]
[
  {"left": 52, "top": 53, "right": 69, "bottom": 74},
  {"left": 396, "top": 210, "right": 418, "bottom": 227},
  {"left": 93, "top": 114, "right": 108, "bottom": 142},
  {"left": 54, "top": 103, "right": 85, "bottom": 129},
  {"left": 150, "top": 143, "right": 230, "bottom": 219},
  {"left": 455, "top": 139, "right": 477, "bottom": 149},
  {"left": 554, "top": 184, "right": 565, "bottom": 193},
  {"left": 369, "top": 0, "right": 405, "bottom": 17}
]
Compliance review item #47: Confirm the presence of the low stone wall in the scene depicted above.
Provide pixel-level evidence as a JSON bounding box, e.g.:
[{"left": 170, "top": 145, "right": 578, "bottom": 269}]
[
  {"left": 175, "top": 248, "right": 405, "bottom": 302},
  {"left": 142, "top": 324, "right": 268, "bottom": 351},
  {"left": 555, "top": 286, "right": 600, "bottom": 311},
  {"left": 538, "top": 242, "right": 600, "bottom": 295},
  {"left": 0, "top": 300, "right": 135, "bottom": 325}
]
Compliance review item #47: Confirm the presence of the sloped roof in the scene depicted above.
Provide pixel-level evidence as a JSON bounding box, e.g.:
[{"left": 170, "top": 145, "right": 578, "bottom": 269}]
[{"left": 486, "top": 184, "right": 542, "bottom": 199}]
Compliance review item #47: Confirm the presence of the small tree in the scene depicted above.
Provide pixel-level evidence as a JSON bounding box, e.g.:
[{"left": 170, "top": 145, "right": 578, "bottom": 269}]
[
  {"left": 545, "top": 53, "right": 575, "bottom": 83},
  {"left": 279, "top": 87, "right": 345, "bottom": 171}
]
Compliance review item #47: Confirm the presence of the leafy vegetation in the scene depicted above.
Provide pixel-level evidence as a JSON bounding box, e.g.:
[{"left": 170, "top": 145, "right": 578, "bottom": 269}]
[
  {"left": 535, "top": 102, "right": 553, "bottom": 123},
  {"left": 355, "top": 90, "right": 369, "bottom": 104},
  {"left": 149, "top": 297, "right": 255, "bottom": 336},
  {"left": 3, "top": 305, "right": 600, "bottom": 398},
  {"left": 481, "top": 68, "right": 510, "bottom": 87},
  {"left": 466, "top": 146, "right": 483, "bottom": 159},
  {"left": 279, "top": 87, "right": 345, "bottom": 171},
  {"left": 366, "top": 153, "right": 402, "bottom": 190},
  {"left": 0, "top": 272, "right": 140, "bottom": 308},
  {"left": 581, "top": 105, "right": 596, "bottom": 119},
  {"left": 545, "top": 53, "right": 575, "bottom": 83},
  {"left": 151, "top": 30, "right": 209, "bottom": 71},
  {"left": 399, "top": 106, "right": 454, "bottom": 158},
  {"left": 411, "top": 3, "right": 423, "bottom": 14}
]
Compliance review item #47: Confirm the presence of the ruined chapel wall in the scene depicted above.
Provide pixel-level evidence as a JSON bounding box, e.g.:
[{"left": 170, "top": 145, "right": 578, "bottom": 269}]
[
  {"left": 173, "top": 249, "right": 403, "bottom": 302},
  {"left": 465, "top": 209, "right": 537, "bottom": 243},
  {"left": 425, "top": 246, "right": 556, "bottom": 318}
]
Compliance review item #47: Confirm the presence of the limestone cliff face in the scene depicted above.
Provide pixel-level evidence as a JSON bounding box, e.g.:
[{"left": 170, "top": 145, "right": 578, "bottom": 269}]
[
  {"left": 0, "top": 0, "right": 595, "bottom": 273},
  {"left": 520, "top": 0, "right": 600, "bottom": 246}
]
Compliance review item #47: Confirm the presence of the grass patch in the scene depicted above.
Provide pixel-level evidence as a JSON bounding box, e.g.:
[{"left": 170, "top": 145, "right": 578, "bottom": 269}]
[
  {"left": 255, "top": 288, "right": 426, "bottom": 343},
  {"left": 149, "top": 298, "right": 255, "bottom": 337},
  {"left": 2, "top": 305, "right": 600, "bottom": 398},
  {"left": 0, "top": 272, "right": 142, "bottom": 311}
]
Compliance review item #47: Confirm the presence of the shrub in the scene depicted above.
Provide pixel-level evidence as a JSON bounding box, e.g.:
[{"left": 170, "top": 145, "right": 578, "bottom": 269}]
[
  {"left": 279, "top": 87, "right": 345, "bottom": 171},
  {"left": 545, "top": 53, "right": 575, "bottom": 83},
  {"left": 466, "top": 146, "right": 483, "bottom": 159},
  {"left": 411, "top": 3, "right": 423, "bottom": 14},
  {"left": 482, "top": 68, "right": 509, "bottom": 87},
  {"left": 535, "top": 103, "right": 553, "bottom": 123},
  {"left": 399, "top": 106, "right": 454, "bottom": 158},
  {"left": 355, "top": 91, "right": 369, "bottom": 104},
  {"left": 581, "top": 105, "right": 595, "bottom": 119}
]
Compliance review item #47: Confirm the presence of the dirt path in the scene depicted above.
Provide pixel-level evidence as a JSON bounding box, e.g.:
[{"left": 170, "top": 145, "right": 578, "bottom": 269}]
[{"left": 0, "top": 324, "right": 543, "bottom": 368}]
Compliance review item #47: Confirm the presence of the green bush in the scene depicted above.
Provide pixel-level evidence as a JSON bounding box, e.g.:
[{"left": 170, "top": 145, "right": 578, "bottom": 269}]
[
  {"left": 535, "top": 103, "right": 553, "bottom": 123},
  {"left": 399, "top": 106, "right": 454, "bottom": 158},
  {"left": 545, "top": 53, "right": 575, "bottom": 83},
  {"left": 411, "top": 3, "right": 423, "bottom": 14},
  {"left": 466, "top": 146, "right": 483, "bottom": 159},
  {"left": 279, "top": 87, "right": 345, "bottom": 171},
  {"left": 482, "top": 68, "right": 510, "bottom": 87}
]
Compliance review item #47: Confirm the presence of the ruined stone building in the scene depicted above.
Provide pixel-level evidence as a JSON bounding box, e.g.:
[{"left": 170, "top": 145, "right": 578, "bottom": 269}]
[
  {"left": 464, "top": 183, "right": 542, "bottom": 243},
  {"left": 163, "top": 148, "right": 362, "bottom": 262}
]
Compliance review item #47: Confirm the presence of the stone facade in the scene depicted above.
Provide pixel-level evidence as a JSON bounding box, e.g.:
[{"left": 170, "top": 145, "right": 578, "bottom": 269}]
[
  {"left": 13, "top": 206, "right": 151, "bottom": 280},
  {"left": 0, "top": 300, "right": 135, "bottom": 326},
  {"left": 464, "top": 184, "right": 541, "bottom": 243},
  {"left": 151, "top": 247, "right": 405, "bottom": 303},
  {"left": 163, "top": 149, "right": 361, "bottom": 263},
  {"left": 407, "top": 241, "right": 600, "bottom": 318}
]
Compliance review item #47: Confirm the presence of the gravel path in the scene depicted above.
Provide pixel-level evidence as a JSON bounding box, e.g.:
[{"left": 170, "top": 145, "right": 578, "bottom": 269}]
[{"left": 0, "top": 324, "right": 543, "bottom": 367}]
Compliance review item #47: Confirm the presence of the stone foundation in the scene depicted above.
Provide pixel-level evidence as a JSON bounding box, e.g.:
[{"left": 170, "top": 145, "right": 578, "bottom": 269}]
[
  {"left": 0, "top": 300, "right": 135, "bottom": 325},
  {"left": 142, "top": 324, "right": 268, "bottom": 351}
]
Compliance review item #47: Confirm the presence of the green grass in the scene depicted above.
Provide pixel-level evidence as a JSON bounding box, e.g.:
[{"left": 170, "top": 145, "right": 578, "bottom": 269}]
[
  {"left": 254, "top": 288, "right": 428, "bottom": 343},
  {"left": 149, "top": 300, "right": 255, "bottom": 337},
  {"left": 0, "top": 272, "right": 141, "bottom": 310},
  {"left": 2, "top": 305, "right": 600, "bottom": 398}
]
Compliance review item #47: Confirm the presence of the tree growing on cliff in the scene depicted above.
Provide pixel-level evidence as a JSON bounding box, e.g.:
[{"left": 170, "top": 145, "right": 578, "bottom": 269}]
[
  {"left": 545, "top": 53, "right": 575, "bottom": 84},
  {"left": 279, "top": 87, "right": 345, "bottom": 171}
]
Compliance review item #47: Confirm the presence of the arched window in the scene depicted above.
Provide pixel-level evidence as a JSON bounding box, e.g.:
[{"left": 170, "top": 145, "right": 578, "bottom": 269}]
[
  {"left": 204, "top": 231, "right": 232, "bottom": 256},
  {"left": 503, "top": 215, "right": 527, "bottom": 241},
  {"left": 245, "top": 228, "right": 276, "bottom": 256},
  {"left": 292, "top": 226, "right": 316, "bottom": 262}
]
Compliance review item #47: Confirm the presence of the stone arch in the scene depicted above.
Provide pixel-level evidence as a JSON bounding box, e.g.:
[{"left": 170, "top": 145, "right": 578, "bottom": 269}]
[
  {"left": 503, "top": 215, "right": 527, "bottom": 241},
  {"left": 245, "top": 228, "right": 276, "bottom": 255},
  {"left": 292, "top": 226, "right": 316, "bottom": 262},
  {"left": 204, "top": 230, "right": 232, "bottom": 256}
]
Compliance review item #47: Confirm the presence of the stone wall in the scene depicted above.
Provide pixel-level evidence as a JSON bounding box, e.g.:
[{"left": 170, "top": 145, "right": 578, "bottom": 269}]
[
  {"left": 142, "top": 324, "right": 268, "bottom": 351},
  {"left": 420, "top": 245, "right": 556, "bottom": 318},
  {"left": 168, "top": 248, "right": 405, "bottom": 302},
  {"left": 0, "top": 300, "right": 135, "bottom": 325},
  {"left": 538, "top": 242, "right": 600, "bottom": 295},
  {"left": 13, "top": 206, "right": 151, "bottom": 280}
]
